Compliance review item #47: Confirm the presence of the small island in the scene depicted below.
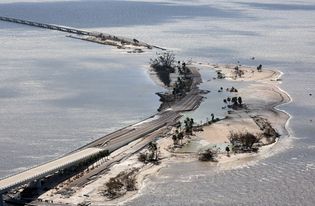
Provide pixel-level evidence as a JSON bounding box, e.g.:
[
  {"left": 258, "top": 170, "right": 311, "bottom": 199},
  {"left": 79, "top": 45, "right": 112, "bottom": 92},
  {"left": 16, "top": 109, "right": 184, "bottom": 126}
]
[{"left": 34, "top": 53, "right": 290, "bottom": 205}]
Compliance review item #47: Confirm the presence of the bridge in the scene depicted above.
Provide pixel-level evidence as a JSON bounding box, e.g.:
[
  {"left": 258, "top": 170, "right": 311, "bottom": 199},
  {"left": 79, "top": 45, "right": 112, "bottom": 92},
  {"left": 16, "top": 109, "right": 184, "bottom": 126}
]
[
  {"left": 0, "top": 16, "right": 93, "bottom": 36},
  {"left": 0, "top": 16, "right": 162, "bottom": 50},
  {"left": 0, "top": 110, "right": 183, "bottom": 206},
  {"left": 0, "top": 17, "right": 201, "bottom": 203},
  {"left": 0, "top": 68, "right": 202, "bottom": 205},
  {"left": 0, "top": 148, "right": 103, "bottom": 206}
]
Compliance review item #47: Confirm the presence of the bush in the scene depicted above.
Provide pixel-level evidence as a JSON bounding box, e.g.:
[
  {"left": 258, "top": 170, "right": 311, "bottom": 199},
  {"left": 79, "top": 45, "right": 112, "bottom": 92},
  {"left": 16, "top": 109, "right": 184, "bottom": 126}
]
[
  {"left": 154, "top": 69, "right": 171, "bottom": 86},
  {"left": 229, "top": 132, "right": 260, "bottom": 152},
  {"left": 105, "top": 178, "right": 124, "bottom": 198},
  {"left": 198, "top": 149, "right": 218, "bottom": 162},
  {"left": 103, "top": 170, "right": 138, "bottom": 199},
  {"left": 150, "top": 52, "right": 176, "bottom": 86},
  {"left": 150, "top": 51, "right": 175, "bottom": 71},
  {"left": 126, "top": 176, "right": 136, "bottom": 191},
  {"left": 138, "top": 153, "right": 147, "bottom": 163},
  {"left": 216, "top": 70, "right": 225, "bottom": 79}
]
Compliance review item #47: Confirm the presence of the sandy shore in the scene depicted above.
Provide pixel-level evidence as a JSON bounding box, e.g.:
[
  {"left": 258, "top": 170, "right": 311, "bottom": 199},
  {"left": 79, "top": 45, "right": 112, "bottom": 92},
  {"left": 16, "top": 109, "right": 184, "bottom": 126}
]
[
  {"left": 196, "top": 63, "right": 290, "bottom": 142},
  {"left": 39, "top": 63, "right": 291, "bottom": 205},
  {"left": 192, "top": 63, "right": 291, "bottom": 168},
  {"left": 212, "top": 63, "right": 281, "bottom": 82}
]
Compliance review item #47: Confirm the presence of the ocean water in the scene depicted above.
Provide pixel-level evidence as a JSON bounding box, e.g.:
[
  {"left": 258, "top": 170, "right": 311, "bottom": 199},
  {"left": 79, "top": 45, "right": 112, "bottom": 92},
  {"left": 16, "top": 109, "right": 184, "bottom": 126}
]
[
  {"left": 0, "top": 1, "right": 166, "bottom": 177},
  {"left": 0, "top": 0, "right": 314, "bottom": 205}
]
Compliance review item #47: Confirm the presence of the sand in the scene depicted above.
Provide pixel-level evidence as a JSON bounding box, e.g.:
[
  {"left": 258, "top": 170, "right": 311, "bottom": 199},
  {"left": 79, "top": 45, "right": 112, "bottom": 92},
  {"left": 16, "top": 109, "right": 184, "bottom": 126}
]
[
  {"left": 195, "top": 116, "right": 262, "bottom": 145},
  {"left": 39, "top": 63, "right": 291, "bottom": 205},
  {"left": 196, "top": 65, "right": 289, "bottom": 144},
  {"left": 193, "top": 63, "right": 291, "bottom": 169},
  {"left": 212, "top": 63, "right": 280, "bottom": 82}
]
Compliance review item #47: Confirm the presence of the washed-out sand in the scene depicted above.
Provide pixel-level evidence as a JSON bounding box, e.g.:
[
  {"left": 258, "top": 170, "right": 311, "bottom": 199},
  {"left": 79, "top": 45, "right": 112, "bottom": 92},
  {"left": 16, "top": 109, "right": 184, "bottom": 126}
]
[
  {"left": 39, "top": 63, "right": 291, "bottom": 205},
  {"left": 212, "top": 63, "right": 280, "bottom": 82},
  {"left": 192, "top": 63, "right": 290, "bottom": 170}
]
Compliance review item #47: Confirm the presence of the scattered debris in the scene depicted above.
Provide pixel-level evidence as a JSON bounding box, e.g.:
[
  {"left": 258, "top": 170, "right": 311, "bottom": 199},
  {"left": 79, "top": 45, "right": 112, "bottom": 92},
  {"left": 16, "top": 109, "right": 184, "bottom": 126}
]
[{"left": 102, "top": 169, "right": 139, "bottom": 199}]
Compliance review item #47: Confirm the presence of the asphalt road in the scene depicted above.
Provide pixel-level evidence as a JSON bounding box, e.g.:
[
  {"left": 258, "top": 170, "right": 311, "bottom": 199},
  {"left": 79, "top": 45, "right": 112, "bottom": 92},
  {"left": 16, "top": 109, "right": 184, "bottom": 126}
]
[{"left": 0, "top": 66, "right": 203, "bottom": 200}]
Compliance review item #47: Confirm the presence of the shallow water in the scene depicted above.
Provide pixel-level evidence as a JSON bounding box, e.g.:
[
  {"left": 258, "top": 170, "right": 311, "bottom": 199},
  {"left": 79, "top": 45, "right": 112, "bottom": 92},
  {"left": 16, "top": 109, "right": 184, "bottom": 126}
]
[
  {"left": 182, "top": 68, "right": 250, "bottom": 124},
  {"left": 0, "top": 15, "right": 163, "bottom": 177},
  {"left": 0, "top": 0, "right": 314, "bottom": 205}
]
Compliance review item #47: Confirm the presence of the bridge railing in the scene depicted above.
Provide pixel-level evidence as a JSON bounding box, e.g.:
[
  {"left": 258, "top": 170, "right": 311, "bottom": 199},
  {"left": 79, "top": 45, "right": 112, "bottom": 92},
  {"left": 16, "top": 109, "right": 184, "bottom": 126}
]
[
  {"left": 0, "top": 16, "right": 90, "bottom": 36},
  {"left": 0, "top": 147, "right": 103, "bottom": 194}
]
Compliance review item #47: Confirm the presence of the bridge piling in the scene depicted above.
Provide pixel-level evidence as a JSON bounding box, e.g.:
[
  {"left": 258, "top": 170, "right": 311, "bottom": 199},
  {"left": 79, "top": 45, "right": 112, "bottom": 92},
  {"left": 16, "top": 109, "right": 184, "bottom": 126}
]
[
  {"left": 0, "top": 193, "right": 3, "bottom": 206},
  {"left": 33, "top": 180, "right": 42, "bottom": 192}
]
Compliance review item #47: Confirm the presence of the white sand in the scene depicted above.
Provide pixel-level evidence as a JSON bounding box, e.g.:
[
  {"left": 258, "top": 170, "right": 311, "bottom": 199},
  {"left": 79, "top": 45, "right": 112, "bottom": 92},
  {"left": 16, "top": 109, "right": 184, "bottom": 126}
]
[
  {"left": 39, "top": 63, "right": 291, "bottom": 205},
  {"left": 212, "top": 64, "right": 280, "bottom": 82}
]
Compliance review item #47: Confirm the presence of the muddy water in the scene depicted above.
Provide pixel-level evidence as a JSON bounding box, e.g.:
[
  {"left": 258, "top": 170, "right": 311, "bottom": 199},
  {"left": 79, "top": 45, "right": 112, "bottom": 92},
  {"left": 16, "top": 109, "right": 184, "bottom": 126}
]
[{"left": 0, "top": 0, "right": 314, "bottom": 205}]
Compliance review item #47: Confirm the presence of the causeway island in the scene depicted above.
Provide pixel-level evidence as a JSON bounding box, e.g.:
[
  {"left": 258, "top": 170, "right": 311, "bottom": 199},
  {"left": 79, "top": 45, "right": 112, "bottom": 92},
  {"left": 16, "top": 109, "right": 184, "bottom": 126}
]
[{"left": 0, "top": 1, "right": 314, "bottom": 206}]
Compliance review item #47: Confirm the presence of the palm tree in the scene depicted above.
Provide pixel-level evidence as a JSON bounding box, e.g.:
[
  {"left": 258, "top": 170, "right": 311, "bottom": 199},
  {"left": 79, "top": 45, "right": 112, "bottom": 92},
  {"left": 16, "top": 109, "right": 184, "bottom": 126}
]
[
  {"left": 225, "top": 146, "right": 230, "bottom": 157},
  {"left": 238, "top": 97, "right": 242, "bottom": 105},
  {"left": 148, "top": 142, "right": 158, "bottom": 161},
  {"left": 184, "top": 117, "right": 190, "bottom": 128},
  {"left": 231, "top": 97, "right": 238, "bottom": 105},
  {"left": 184, "top": 117, "right": 194, "bottom": 135},
  {"left": 172, "top": 134, "right": 178, "bottom": 146},
  {"left": 177, "top": 121, "right": 182, "bottom": 130},
  {"left": 177, "top": 132, "right": 184, "bottom": 145},
  {"left": 190, "top": 118, "right": 194, "bottom": 125},
  {"left": 227, "top": 97, "right": 231, "bottom": 105}
]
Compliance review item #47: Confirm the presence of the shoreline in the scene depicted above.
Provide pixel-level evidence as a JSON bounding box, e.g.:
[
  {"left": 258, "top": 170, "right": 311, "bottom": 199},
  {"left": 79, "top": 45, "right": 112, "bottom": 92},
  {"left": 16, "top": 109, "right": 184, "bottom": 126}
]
[
  {"left": 1, "top": 57, "right": 203, "bottom": 205},
  {"left": 130, "top": 63, "right": 293, "bottom": 200},
  {"left": 186, "top": 63, "right": 292, "bottom": 168},
  {"left": 36, "top": 63, "right": 292, "bottom": 205}
]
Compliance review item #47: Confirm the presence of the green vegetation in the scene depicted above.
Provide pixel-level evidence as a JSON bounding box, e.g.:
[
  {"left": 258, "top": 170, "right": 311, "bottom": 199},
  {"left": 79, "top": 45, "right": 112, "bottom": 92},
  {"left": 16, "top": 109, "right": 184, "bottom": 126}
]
[
  {"left": 198, "top": 149, "right": 218, "bottom": 162},
  {"left": 148, "top": 142, "right": 158, "bottom": 161},
  {"left": 227, "top": 86, "right": 238, "bottom": 92},
  {"left": 184, "top": 117, "right": 194, "bottom": 135},
  {"left": 172, "top": 130, "right": 184, "bottom": 146},
  {"left": 103, "top": 169, "right": 138, "bottom": 199},
  {"left": 178, "top": 62, "right": 188, "bottom": 75},
  {"left": 138, "top": 153, "right": 147, "bottom": 163},
  {"left": 152, "top": 53, "right": 194, "bottom": 111},
  {"left": 216, "top": 70, "right": 225, "bottom": 79},
  {"left": 150, "top": 51, "right": 176, "bottom": 86},
  {"left": 171, "top": 118, "right": 195, "bottom": 147},
  {"left": 207, "top": 114, "right": 220, "bottom": 124},
  {"left": 233, "top": 66, "right": 244, "bottom": 78},
  {"left": 225, "top": 146, "right": 230, "bottom": 157},
  {"left": 172, "top": 76, "right": 192, "bottom": 98},
  {"left": 228, "top": 132, "right": 260, "bottom": 153},
  {"left": 138, "top": 142, "right": 159, "bottom": 163},
  {"left": 223, "top": 96, "right": 244, "bottom": 110}
]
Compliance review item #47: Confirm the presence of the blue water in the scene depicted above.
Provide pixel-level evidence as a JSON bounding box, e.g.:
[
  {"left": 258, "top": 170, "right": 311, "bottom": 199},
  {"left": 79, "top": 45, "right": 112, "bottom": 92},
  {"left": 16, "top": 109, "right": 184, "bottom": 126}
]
[
  {"left": 0, "top": 0, "right": 244, "bottom": 28},
  {"left": 0, "top": 0, "right": 314, "bottom": 205},
  {"left": 0, "top": 7, "right": 164, "bottom": 177},
  {"left": 182, "top": 68, "right": 249, "bottom": 124}
]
